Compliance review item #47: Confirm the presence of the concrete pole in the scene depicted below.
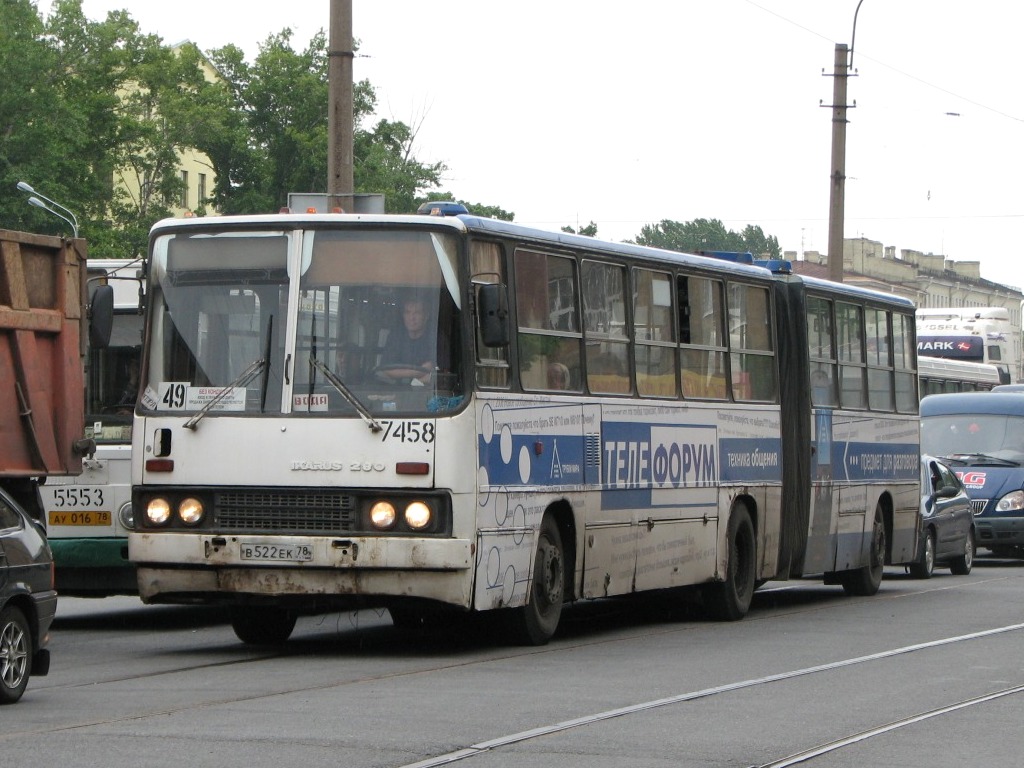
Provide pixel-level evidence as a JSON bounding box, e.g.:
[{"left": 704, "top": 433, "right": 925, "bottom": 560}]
[
  {"left": 327, "top": 0, "right": 354, "bottom": 212},
  {"left": 827, "top": 43, "right": 849, "bottom": 283}
]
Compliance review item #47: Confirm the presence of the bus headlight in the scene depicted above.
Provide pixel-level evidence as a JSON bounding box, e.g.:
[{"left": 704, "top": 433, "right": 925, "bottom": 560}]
[
  {"left": 996, "top": 490, "right": 1024, "bottom": 512},
  {"left": 146, "top": 498, "right": 171, "bottom": 526},
  {"left": 369, "top": 501, "right": 397, "bottom": 529},
  {"left": 404, "top": 501, "right": 432, "bottom": 530},
  {"left": 178, "top": 497, "right": 205, "bottom": 525},
  {"left": 118, "top": 501, "right": 135, "bottom": 530}
]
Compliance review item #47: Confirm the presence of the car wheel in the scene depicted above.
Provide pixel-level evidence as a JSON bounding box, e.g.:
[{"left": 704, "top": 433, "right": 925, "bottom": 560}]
[
  {"left": 950, "top": 529, "right": 976, "bottom": 575},
  {"left": 909, "top": 529, "right": 935, "bottom": 579},
  {"left": 0, "top": 606, "right": 32, "bottom": 705}
]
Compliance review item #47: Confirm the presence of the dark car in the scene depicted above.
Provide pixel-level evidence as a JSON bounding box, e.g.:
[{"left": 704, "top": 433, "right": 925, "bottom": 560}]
[
  {"left": 921, "top": 392, "right": 1024, "bottom": 558},
  {"left": 909, "top": 456, "right": 976, "bottom": 578},
  {"left": 1, "top": 487, "right": 56, "bottom": 703}
]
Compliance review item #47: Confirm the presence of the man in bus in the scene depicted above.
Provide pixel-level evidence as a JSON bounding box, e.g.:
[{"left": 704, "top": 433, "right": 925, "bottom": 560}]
[{"left": 377, "top": 297, "right": 437, "bottom": 384}]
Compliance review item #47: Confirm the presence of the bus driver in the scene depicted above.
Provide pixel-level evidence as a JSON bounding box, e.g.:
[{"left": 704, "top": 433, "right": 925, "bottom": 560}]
[{"left": 376, "top": 297, "right": 436, "bottom": 384}]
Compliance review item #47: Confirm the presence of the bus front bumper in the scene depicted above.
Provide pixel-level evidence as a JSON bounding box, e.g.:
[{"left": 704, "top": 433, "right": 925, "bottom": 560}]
[{"left": 130, "top": 532, "right": 473, "bottom": 607}]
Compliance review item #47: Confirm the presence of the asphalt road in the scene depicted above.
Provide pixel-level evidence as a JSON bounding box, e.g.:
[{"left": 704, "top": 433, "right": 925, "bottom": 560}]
[{"left": 4, "top": 554, "right": 1023, "bottom": 767}]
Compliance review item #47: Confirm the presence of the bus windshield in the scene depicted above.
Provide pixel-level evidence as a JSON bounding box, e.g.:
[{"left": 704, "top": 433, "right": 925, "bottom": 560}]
[
  {"left": 143, "top": 226, "right": 465, "bottom": 418},
  {"left": 922, "top": 413, "right": 1024, "bottom": 464}
]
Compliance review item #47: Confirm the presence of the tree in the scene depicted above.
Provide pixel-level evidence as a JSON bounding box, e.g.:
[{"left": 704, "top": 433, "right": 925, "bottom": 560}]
[
  {"left": 0, "top": 0, "right": 99, "bottom": 236},
  {"left": 203, "top": 32, "right": 450, "bottom": 215},
  {"left": 3, "top": 2, "right": 508, "bottom": 255},
  {"left": 561, "top": 222, "right": 598, "bottom": 237},
  {"left": 2, "top": 1, "right": 206, "bottom": 256},
  {"left": 634, "top": 218, "right": 780, "bottom": 258}
]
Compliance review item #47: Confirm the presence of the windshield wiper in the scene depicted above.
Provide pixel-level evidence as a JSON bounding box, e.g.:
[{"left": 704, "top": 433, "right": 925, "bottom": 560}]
[
  {"left": 183, "top": 358, "right": 265, "bottom": 430},
  {"left": 309, "top": 356, "right": 382, "bottom": 433},
  {"left": 942, "top": 452, "right": 1019, "bottom": 467}
]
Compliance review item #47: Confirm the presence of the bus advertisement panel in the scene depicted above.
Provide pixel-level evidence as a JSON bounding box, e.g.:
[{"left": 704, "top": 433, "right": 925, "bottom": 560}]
[{"left": 128, "top": 212, "right": 919, "bottom": 645}]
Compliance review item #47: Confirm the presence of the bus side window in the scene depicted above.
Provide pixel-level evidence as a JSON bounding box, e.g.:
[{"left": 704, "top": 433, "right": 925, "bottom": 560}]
[
  {"left": 471, "top": 241, "right": 510, "bottom": 389},
  {"left": 582, "top": 260, "right": 630, "bottom": 395},
  {"left": 678, "top": 275, "right": 727, "bottom": 400},
  {"left": 807, "top": 296, "right": 838, "bottom": 407},
  {"left": 633, "top": 268, "right": 677, "bottom": 398},
  {"left": 514, "top": 249, "right": 581, "bottom": 392},
  {"left": 728, "top": 283, "right": 776, "bottom": 402},
  {"left": 837, "top": 302, "right": 866, "bottom": 409}
]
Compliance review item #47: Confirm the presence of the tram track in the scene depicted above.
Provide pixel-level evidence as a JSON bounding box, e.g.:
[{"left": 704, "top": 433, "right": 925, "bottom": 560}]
[
  {"left": 392, "top": 621, "right": 1024, "bottom": 768},
  {"left": 5, "top": 572, "right": 1022, "bottom": 762}
]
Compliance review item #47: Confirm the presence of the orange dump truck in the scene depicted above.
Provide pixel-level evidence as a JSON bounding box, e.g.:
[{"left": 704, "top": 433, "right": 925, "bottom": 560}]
[{"left": 0, "top": 228, "right": 98, "bottom": 516}]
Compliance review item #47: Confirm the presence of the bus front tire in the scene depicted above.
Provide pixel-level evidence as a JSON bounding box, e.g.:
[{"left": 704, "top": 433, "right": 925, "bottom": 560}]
[
  {"left": 508, "top": 515, "right": 565, "bottom": 645},
  {"left": 703, "top": 506, "right": 756, "bottom": 622},
  {"left": 841, "top": 503, "right": 886, "bottom": 596},
  {"left": 230, "top": 606, "right": 297, "bottom": 646}
]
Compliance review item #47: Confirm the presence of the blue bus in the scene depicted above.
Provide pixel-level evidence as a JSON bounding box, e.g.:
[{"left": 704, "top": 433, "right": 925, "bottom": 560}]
[{"left": 921, "top": 391, "right": 1024, "bottom": 558}]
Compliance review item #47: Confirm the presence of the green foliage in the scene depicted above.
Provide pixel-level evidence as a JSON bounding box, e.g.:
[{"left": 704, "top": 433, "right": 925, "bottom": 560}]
[
  {"left": 203, "top": 31, "right": 449, "bottom": 215},
  {"left": 561, "top": 221, "right": 598, "bottom": 237},
  {"left": 635, "top": 218, "right": 781, "bottom": 259},
  {"left": 2, "top": 2, "right": 486, "bottom": 256}
]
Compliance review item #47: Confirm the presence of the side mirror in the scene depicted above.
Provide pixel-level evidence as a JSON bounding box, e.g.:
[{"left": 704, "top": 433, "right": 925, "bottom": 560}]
[
  {"left": 89, "top": 284, "right": 114, "bottom": 349},
  {"left": 934, "top": 485, "right": 959, "bottom": 500},
  {"left": 477, "top": 283, "right": 510, "bottom": 348}
]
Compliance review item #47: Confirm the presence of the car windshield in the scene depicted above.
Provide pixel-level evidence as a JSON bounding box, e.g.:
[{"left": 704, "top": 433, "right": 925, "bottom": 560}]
[
  {"left": 921, "top": 413, "right": 1024, "bottom": 465},
  {"left": 142, "top": 226, "right": 464, "bottom": 419}
]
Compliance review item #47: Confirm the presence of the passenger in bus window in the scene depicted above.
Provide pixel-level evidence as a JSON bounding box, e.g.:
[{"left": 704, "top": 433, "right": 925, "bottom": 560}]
[
  {"left": 810, "top": 366, "right": 836, "bottom": 407},
  {"left": 547, "top": 362, "right": 571, "bottom": 390},
  {"left": 334, "top": 345, "right": 363, "bottom": 382},
  {"left": 377, "top": 297, "right": 436, "bottom": 384}
]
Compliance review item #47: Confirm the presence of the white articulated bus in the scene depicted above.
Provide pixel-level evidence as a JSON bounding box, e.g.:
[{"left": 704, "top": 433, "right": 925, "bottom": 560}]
[
  {"left": 39, "top": 259, "right": 144, "bottom": 595},
  {"left": 918, "top": 355, "right": 1000, "bottom": 398},
  {"left": 128, "top": 209, "right": 920, "bottom": 645}
]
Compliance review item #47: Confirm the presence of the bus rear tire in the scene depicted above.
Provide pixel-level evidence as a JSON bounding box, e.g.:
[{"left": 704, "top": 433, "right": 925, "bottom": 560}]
[
  {"left": 507, "top": 514, "right": 564, "bottom": 645},
  {"left": 703, "top": 505, "right": 756, "bottom": 621},
  {"left": 230, "top": 606, "right": 297, "bottom": 646},
  {"left": 841, "top": 503, "right": 885, "bottom": 596}
]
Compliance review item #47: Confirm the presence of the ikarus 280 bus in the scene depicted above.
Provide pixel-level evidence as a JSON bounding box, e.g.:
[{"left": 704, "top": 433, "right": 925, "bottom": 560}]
[{"left": 129, "top": 208, "right": 920, "bottom": 645}]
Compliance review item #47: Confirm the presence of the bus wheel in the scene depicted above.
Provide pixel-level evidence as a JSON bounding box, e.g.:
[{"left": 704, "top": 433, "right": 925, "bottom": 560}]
[
  {"left": 508, "top": 515, "right": 565, "bottom": 645},
  {"left": 0, "top": 606, "right": 32, "bottom": 704},
  {"left": 841, "top": 503, "right": 886, "bottom": 596},
  {"left": 230, "top": 606, "right": 297, "bottom": 646},
  {"left": 950, "top": 529, "right": 976, "bottom": 575},
  {"left": 703, "top": 505, "right": 756, "bottom": 621}
]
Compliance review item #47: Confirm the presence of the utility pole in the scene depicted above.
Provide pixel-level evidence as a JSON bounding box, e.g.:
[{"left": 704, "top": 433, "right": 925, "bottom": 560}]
[
  {"left": 327, "top": 0, "right": 354, "bottom": 212},
  {"left": 825, "top": 0, "right": 864, "bottom": 284},
  {"left": 826, "top": 43, "right": 851, "bottom": 283}
]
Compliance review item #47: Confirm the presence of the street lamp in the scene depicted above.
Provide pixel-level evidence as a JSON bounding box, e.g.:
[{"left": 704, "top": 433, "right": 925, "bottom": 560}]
[{"left": 17, "top": 181, "right": 79, "bottom": 238}]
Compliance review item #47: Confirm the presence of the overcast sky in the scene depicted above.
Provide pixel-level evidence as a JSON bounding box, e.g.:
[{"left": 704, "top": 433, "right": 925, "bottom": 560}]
[{"left": 38, "top": 1, "right": 1024, "bottom": 291}]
